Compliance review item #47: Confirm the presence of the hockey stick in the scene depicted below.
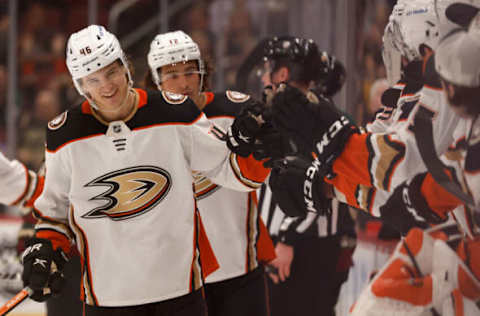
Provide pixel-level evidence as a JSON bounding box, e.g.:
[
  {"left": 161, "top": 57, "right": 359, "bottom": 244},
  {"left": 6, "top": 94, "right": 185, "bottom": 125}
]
[
  {"left": 413, "top": 106, "right": 475, "bottom": 208},
  {"left": 0, "top": 287, "right": 33, "bottom": 316},
  {"left": 401, "top": 240, "right": 441, "bottom": 316}
]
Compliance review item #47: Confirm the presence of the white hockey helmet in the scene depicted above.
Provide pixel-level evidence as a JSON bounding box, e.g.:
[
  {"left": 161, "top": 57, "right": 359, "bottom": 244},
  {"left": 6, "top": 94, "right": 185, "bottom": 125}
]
[
  {"left": 66, "top": 25, "right": 133, "bottom": 97},
  {"left": 436, "top": 0, "right": 480, "bottom": 28},
  {"left": 390, "top": 0, "right": 442, "bottom": 61},
  {"left": 435, "top": 16, "right": 480, "bottom": 87},
  {"left": 431, "top": 0, "right": 473, "bottom": 39},
  {"left": 147, "top": 30, "right": 205, "bottom": 89}
]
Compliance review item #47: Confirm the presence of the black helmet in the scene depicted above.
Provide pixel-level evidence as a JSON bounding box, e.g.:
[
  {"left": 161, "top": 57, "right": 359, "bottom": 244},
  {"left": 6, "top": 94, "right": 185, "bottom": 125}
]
[
  {"left": 235, "top": 36, "right": 346, "bottom": 96},
  {"left": 263, "top": 36, "right": 320, "bottom": 84},
  {"left": 263, "top": 36, "right": 319, "bottom": 63},
  {"left": 313, "top": 51, "right": 347, "bottom": 97}
]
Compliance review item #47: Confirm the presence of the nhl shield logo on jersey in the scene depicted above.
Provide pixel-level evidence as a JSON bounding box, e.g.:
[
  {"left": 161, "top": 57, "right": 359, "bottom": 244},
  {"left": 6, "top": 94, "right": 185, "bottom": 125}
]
[
  {"left": 226, "top": 90, "right": 250, "bottom": 103},
  {"left": 82, "top": 166, "right": 172, "bottom": 221},
  {"left": 161, "top": 91, "right": 188, "bottom": 104},
  {"left": 48, "top": 111, "right": 68, "bottom": 130}
]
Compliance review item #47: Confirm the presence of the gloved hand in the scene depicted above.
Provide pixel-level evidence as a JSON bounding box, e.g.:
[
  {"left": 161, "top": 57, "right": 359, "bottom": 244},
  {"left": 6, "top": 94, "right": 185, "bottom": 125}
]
[
  {"left": 269, "top": 156, "right": 331, "bottom": 217},
  {"left": 379, "top": 173, "right": 448, "bottom": 236},
  {"left": 252, "top": 124, "right": 291, "bottom": 167},
  {"left": 272, "top": 84, "right": 357, "bottom": 169},
  {"left": 227, "top": 98, "right": 265, "bottom": 157},
  {"left": 21, "top": 238, "right": 68, "bottom": 302}
]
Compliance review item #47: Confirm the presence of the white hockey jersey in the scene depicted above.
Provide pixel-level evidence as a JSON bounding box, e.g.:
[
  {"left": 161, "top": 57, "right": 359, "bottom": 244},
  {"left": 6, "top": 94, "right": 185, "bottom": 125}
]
[
  {"left": 33, "top": 89, "right": 265, "bottom": 307},
  {"left": 195, "top": 91, "right": 274, "bottom": 283},
  {"left": 329, "top": 55, "right": 462, "bottom": 217}
]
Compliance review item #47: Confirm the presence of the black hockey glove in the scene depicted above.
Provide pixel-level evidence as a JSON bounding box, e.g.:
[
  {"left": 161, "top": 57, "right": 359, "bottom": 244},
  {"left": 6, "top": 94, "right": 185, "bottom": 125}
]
[
  {"left": 21, "top": 238, "right": 68, "bottom": 302},
  {"left": 379, "top": 173, "right": 448, "bottom": 236},
  {"left": 252, "top": 108, "right": 292, "bottom": 167},
  {"left": 269, "top": 156, "right": 331, "bottom": 217},
  {"left": 272, "top": 84, "right": 357, "bottom": 171},
  {"left": 253, "top": 127, "right": 289, "bottom": 167},
  {"left": 227, "top": 98, "right": 265, "bottom": 157}
]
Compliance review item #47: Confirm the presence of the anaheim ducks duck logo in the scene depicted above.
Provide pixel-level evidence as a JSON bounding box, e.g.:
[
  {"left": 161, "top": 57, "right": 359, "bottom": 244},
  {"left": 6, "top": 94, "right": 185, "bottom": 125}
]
[
  {"left": 226, "top": 90, "right": 250, "bottom": 103},
  {"left": 82, "top": 166, "right": 172, "bottom": 221},
  {"left": 48, "top": 111, "right": 68, "bottom": 130},
  {"left": 162, "top": 91, "right": 188, "bottom": 104}
]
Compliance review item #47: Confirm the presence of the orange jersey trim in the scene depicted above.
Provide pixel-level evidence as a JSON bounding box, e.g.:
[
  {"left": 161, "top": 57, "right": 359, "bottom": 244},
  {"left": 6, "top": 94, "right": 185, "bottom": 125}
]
[
  {"left": 327, "top": 176, "right": 362, "bottom": 209},
  {"left": 196, "top": 210, "right": 219, "bottom": 279},
  {"left": 456, "top": 239, "right": 480, "bottom": 300},
  {"left": 371, "top": 258, "right": 433, "bottom": 306},
  {"left": 70, "top": 206, "right": 99, "bottom": 306},
  {"left": 256, "top": 217, "right": 276, "bottom": 263},
  {"left": 231, "top": 154, "right": 270, "bottom": 189},
  {"left": 451, "top": 289, "right": 464, "bottom": 316},
  {"left": 250, "top": 191, "right": 276, "bottom": 264},
  {"left": 24, "top": 175, "right": 44, "bottom": 208},
  {"left": 421, "top": 173, "right": 462, "bottom": 217},
  {"left": 399, "top": 228, "right": 424, "bottom": 257},
  {"left": 35, "top": 229, "right": 72, "bottom": 254},
  {"left": 204, "top": 91, "right": 214, "bottom": 105},
  {"left": 81, "top": 88, "right": 148, "bottom": 114},
  {"left": 330, "top": 133, "right": 373, "bottom": 187},
  {"left": 423, "top": 84, "right": 443, "bottom": 92},
  {"left": 47, "top": 112, "right": 205, "bottom": 154},
  {"left": 133, "top": 112, "right": 204, "bottom": 132}
]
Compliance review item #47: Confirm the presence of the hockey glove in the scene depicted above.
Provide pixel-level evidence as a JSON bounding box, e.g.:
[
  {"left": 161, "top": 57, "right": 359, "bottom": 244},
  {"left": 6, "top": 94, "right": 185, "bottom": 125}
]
[
  {"left": 272, "top": 84, "right": 357, "bottom": 170},
  {"left": 379, "top": 173, "right": 448, "bottom": 236},
  {"left": 21, "top": 238, "right": 68, "bottom": 302},
  {"left": 253, "top": 122, "right": 292, "bottom": 167},
  {"left": 269, "top": 156, "right": 331, "bottom": 217},
  {"left": 227, "top": 98, "right": 265, "bottom": 157}
]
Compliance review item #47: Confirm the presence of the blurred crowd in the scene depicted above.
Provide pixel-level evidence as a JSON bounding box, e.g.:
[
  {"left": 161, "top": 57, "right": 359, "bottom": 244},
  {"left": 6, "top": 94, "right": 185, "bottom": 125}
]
[
  {"left": 354, "top": 0, "right": 395, "bottom": 126},
  {"left": 0, "top": 0, "right": 269, "bottom": 172},
  {"left": 0, "top": 0, "right": 393, "bottom": 192}
]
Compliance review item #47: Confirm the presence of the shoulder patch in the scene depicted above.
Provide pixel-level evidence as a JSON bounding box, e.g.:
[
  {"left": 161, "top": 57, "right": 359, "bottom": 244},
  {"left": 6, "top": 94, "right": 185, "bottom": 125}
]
[
  {"left": 48, "top": 111, "right": 68, "bottom": 130},
  {"left": 226, "top": 90, "right": 250, "bottom": 103},
  {"left": 161, "top": 91, "right": 188, "bottom": 105}
]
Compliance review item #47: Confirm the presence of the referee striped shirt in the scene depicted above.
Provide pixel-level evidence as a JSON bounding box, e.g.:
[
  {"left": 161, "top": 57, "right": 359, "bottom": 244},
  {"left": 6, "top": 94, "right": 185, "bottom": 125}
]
[{"left": 258, "top": 183, "right": 353, "bottom": 242}]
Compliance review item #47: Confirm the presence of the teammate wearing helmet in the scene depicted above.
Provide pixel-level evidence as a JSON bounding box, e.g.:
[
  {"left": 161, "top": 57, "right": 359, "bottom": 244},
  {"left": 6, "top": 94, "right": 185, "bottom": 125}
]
[
  {"left": 269, "top": 0, "right": 465, "bottom": 233},
  {"left": 352, "top": 13, "right": 480, "bottom": 315},
  {"left": 265, "top": 2, "right": 480, "bottom": 314},
  {"left": 144, "top": 30, "right": 275, "bottom": 316},
  {"left": 20, "top": 25, "right": 271, "bottom": 316}
]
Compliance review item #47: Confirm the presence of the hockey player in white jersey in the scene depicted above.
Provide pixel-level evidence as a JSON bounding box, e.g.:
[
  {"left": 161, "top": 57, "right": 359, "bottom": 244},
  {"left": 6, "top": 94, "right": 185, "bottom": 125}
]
[
  {"left": 145, "top": 30, "right": 275, "bottom": 316},
  {"left": 266, "top": 1, "right": 475, "bottom": 315},
  {"left": 269, "top": 0, "right": 464, "bottom": 234},
  {"left": 20, "top": 25, "right": 272, "bottom": 316},
  {"left": 349, "top": 2, "right": 480, "bottom": 315}
]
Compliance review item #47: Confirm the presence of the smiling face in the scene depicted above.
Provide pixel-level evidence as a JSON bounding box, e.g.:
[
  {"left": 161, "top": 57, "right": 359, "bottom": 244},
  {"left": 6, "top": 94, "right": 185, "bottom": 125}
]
[{"left": 79, "top": 60, "right": 130, "bottom": 112}]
